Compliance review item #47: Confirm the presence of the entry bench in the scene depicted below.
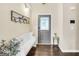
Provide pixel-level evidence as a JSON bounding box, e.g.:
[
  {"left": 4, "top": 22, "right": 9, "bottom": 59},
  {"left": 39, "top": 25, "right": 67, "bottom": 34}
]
[{"left": 15, "top": 32, "right": 37, "bottom": 56}]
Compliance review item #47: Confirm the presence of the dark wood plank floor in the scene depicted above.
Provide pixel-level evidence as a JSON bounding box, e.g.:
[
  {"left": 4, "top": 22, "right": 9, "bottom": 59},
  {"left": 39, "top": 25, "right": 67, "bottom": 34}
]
[
  {"left": 27, "top": 45, "right": 79, "bottom": 56},
  {"left": 35, "top": 45, "right": 52, "bottom": 56}
]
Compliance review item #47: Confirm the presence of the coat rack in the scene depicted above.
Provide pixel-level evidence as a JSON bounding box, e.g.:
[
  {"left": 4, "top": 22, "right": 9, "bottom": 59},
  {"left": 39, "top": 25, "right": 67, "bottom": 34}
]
[{"left": 11, "top": 10, "right": 30, "bottom": 24}]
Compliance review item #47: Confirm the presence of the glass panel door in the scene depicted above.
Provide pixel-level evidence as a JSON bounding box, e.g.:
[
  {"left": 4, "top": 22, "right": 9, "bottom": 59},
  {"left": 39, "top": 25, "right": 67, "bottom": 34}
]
[
  {"left": 38, "top": 15, "right": 51, "bottom": 44},
  {"left": 40, "top": 17, "right": 49, "bottom": 30}
]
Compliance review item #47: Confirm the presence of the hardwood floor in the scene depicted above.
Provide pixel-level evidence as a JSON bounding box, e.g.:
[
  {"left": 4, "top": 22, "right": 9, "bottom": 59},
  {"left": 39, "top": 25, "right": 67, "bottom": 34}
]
[
  {"left": 27, "top": 45, "right": 79, "bottom": 56},
  {"left": 35, "top": 45, "right": 52, "bottom": 56}
]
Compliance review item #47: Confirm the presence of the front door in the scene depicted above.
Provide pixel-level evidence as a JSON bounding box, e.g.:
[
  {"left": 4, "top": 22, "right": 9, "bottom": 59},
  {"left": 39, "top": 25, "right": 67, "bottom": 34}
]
[{"left": 38, "top": 15, "right": 51, "bottom": 44}]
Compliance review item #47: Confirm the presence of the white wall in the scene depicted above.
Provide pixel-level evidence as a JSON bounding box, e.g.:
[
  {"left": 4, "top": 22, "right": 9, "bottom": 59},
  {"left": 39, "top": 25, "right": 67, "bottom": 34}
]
[
  {"left": 58, "top": 3, "right": 77, "bottom": 52},
  {"left": 0, "top": 3, "right": 31, "bottom": 41},
  {"left": 76, "top": 4, "right": 79, "bottom": 51},
  {"left": 31, "top": 3, "right": 58, "bottom": 44},
  {"left": 57, "top": 3, "right": 64, "bottom": 52}
]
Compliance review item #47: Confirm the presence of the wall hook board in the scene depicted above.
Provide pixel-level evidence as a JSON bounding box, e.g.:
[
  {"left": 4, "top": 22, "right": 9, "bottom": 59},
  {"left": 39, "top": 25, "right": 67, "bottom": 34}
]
[{"left": 11, "top": 10, "right": 30, "bottom": 24}]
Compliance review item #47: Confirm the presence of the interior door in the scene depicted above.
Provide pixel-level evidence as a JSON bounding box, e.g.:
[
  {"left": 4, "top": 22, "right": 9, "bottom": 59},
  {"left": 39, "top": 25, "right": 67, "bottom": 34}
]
[{"left": 38, "top": 15, "right": 51, "bottom": 44}]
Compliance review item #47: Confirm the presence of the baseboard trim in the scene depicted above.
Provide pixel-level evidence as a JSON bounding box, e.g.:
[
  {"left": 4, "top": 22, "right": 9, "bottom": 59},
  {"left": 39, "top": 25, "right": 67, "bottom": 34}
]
[
  {"left": 61, "top": 50, "right": 79, "bottom": 52},
  {"left": 59, "top": 46, "right": 79, "bottom": 52}
]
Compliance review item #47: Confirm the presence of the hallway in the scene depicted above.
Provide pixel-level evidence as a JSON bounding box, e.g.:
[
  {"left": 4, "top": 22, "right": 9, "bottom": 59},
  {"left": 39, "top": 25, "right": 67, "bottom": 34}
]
[{"left": 0, "top": 3, "right": 79, "bottom": 56}]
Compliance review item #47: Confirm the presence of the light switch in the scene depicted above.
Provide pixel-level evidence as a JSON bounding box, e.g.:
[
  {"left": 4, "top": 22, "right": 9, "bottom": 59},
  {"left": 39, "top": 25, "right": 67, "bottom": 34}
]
[{"left": 70, "top": 20, "right": 75, "bottom": 24}]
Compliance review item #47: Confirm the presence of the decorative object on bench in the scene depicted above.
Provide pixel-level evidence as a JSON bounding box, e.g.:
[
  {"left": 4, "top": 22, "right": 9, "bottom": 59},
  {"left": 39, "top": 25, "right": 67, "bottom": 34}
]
[
  {"left": 8, "top": 38, "right": 22, "bottom": 56},
  {"left": 11, "top": 10, "right": 30, "bottom": 24},
  {"left": 0, "top": 38, "right": 21, "bottom": 56},
  {"left": 53, "top": 33, "right": 59, "bottom": 46}
]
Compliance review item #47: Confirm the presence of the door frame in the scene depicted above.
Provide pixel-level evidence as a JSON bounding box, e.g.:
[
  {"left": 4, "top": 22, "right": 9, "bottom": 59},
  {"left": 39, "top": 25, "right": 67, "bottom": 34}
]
[{"left": 37, "top": 13, "right": 52, "bottom": 45}]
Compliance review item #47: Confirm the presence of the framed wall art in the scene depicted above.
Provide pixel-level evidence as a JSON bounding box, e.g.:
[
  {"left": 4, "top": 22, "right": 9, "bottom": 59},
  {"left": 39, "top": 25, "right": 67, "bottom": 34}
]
[{"left": 11, "top": 10, "right": 30, "bottom": 24}]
